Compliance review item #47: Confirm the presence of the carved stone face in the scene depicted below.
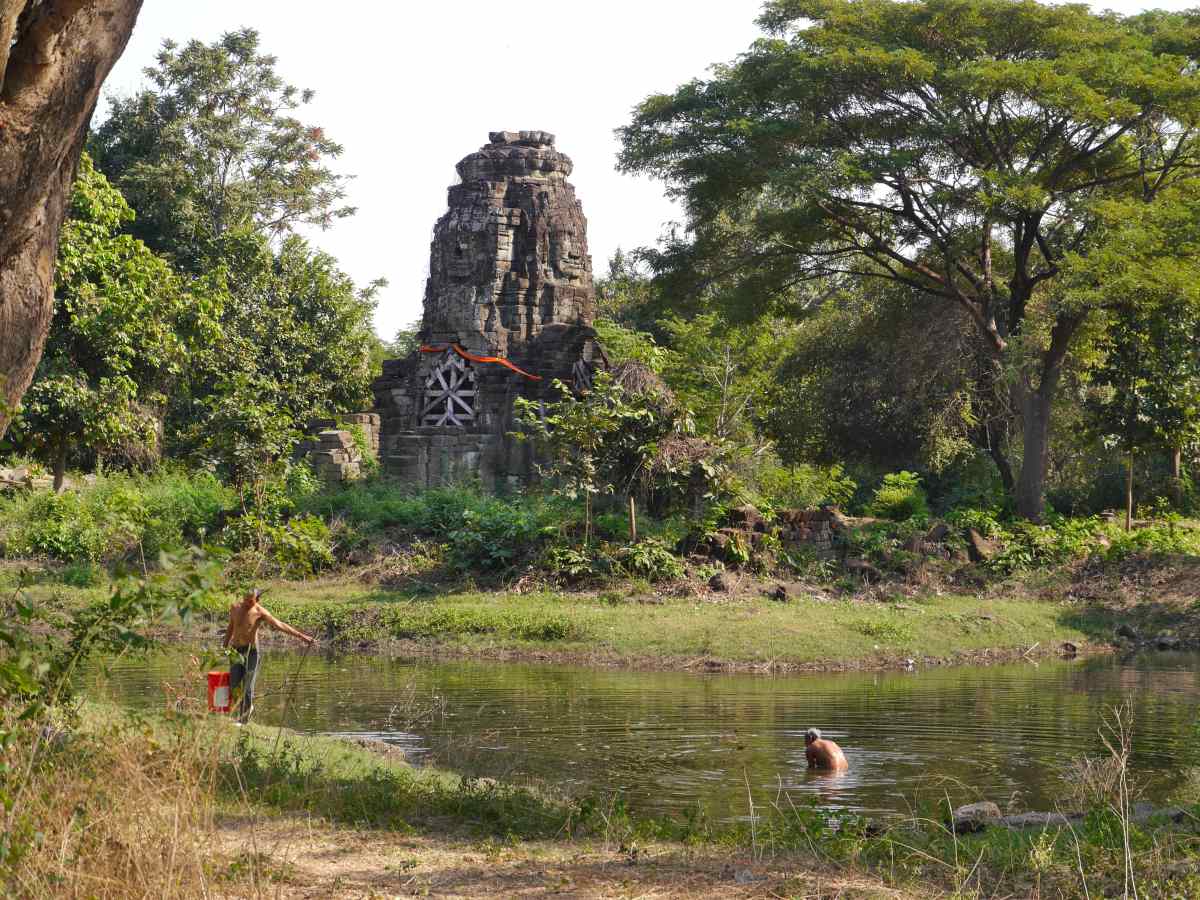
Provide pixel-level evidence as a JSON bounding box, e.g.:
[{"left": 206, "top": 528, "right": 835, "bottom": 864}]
[
  {"left": 551, "top": 231, "right": 584, "bottom": 280},
  {"left": 438, "top": 208, "right": 489, "bottom": 282}
]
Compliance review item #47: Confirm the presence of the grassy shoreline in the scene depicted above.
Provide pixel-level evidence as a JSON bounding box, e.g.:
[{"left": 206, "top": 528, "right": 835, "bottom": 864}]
[
  {"left": 7, "top": 700, "right": 1199, "bottom": 898},
  {"left": 8, "top": 564, "right": 1131, "bottom": 672}
]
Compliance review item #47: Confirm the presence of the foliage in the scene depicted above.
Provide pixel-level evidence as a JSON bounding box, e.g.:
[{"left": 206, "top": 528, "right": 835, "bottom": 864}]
[
  {"left": 388, "top": 320, "right": 422, "bottom": 358},
  {"left": 1083, "top": 299, "right": 1200, "bottom": 523},
  {"left": 592, "top": 319, "right": 671, "bottom": 373},
  {"left": 89, "top": 29, "right": 376, "bottom": 459},
  {"left": 447, "top": 503, "right": 560, "bottom": 574},
  {"left": 866, "top": 472, "right": 929, "bottom": 522},
  {"left": 658, "top": 312, "right": 785, "bottom": 446},
  {"left": 276, "top": 514, "right": 335, "bottom": 578},
  {"left": 0, "top": 469, "right": 234, "bottom": 564},
  {"left": 752, "top": 461, "right": 856, "bottom": 511},
  {"left": 299, "top": 481, "right": 569, "bottom": 576},
  {"left": 614, "top": 538, "right": 685, "bottom": 582},
  {"left": 176, "top": 236, "right": 379, "bottom": 453},
  {"left": 0, "top": 552, "right": 224, "bottom": 876},
  {"left": 514, "top": 373, "right": 682, "bottom": 539},
  {"left": 17, "top": 155, "right": 217, "bottom": 482},
  {"left": 594, "top": 247, "right": 669, "bottom": 333},
  {"left": 766, "top": 283, "right": 1009, "bottom": 482},
  {"left": 187, "top": 375, "right": 299, "bottom": 487},
  {"left": 1103, "top": 521, "right": 1200, "bottom": 560},
  {"left": 619, "top": 0, "right": 1200, "bottom": 519},
  {"left": 89, "top": 27, "right": 352, "bottom": 269},
  {"left": 1085, "top": 304, "right": 1200, "bottom": 458},
  {"left": 345, "top": 424, "right": 380, "bottom": 477}
]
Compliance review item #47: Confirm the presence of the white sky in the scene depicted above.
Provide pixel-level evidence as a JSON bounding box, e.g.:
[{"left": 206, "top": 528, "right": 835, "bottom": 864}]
[{"left": 102, "top": 1, "right": 1190, "bottom": 341}]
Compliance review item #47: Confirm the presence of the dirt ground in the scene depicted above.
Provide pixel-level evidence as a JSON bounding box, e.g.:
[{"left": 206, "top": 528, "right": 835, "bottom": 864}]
[{"left": 213, "top": 814, "right": 917, "bottom": 900}]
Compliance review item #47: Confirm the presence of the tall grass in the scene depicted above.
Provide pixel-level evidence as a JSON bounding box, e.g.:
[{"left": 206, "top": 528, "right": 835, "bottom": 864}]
[
  {"left": 2, "top": 709, "right": 222, "bottom": 898},
  {"left": 0, "top": 467, "right": 234, "bottom": 565}
]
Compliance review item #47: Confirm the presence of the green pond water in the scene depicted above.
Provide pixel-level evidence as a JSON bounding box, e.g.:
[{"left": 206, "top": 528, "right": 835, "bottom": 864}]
[{"left": 82, "top": 649, "right": 1200, "bottom": 818}]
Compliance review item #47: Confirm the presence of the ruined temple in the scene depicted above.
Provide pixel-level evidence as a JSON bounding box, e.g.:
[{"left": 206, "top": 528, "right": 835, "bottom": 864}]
[{"left": 371, "top": 130, "right": 607, "bottom": 489}]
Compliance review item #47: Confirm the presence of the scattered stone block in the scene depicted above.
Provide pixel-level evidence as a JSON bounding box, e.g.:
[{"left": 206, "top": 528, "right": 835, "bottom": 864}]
[
  {"left": 708, "top": 572, "right": 731, "bottom": 593},
  {"left": 844, "top": 557, "right": 882, "bottom": 581},
  {"left": 999, "top": 812, "right": 1072, "bottom": 829},
  {"left": 965, "top": 528, "right": 996, "bottom": 563},
  {"left": 951, "top": 801, "right": 1002, "bottom": 833}
]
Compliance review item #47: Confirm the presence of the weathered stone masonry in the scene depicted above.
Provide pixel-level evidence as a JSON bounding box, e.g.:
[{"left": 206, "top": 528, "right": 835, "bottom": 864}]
[{"left": 372, "top": 131, "right": 607, "bottom": 490}]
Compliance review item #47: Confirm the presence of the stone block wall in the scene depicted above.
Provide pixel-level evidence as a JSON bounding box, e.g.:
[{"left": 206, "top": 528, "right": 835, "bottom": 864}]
[
  {"left": 295, "top": 412, "right": 381, "bottom": 484},
  {"left": 693, "top": 506, "right": 848, "bottom": 564},
  {"left": 776, "top": 508, "right": 845, "bottom": 559}
]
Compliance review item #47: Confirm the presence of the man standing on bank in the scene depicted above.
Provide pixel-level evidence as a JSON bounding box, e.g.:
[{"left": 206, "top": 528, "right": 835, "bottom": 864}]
[
  {"left": 222, "top": 588, "right": 315, "bottom": 722},
  {"left": 804, "top": 728, "right": 850, "bottom": 771}
]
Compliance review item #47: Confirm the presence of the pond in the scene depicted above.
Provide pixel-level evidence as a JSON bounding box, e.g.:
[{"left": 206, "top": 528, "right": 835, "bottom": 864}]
[{"left": 82, "top": 649, "right": 1200, "bottom": 818}]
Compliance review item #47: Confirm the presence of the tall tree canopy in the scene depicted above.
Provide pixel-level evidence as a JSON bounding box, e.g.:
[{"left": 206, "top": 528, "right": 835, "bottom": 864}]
[
  {"left": 0, "top": 0, "right": 143, "bottom": 438},
  {"left": 21, "top": 155, "right": 217, "bottom": 488},
  {"left": 89, "top": 27, "right": 352, "bottom": 269},
  {"left": 173, "top": 234, "right": 379, "bottom": 452},
  {"left": 619, "top": 0, "right": 1200, "bottom": 519}
]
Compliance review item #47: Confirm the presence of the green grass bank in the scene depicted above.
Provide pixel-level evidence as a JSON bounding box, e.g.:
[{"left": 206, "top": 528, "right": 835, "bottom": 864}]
[{"left": 5, "top": 563, "right": 1151, "bottom": 671}]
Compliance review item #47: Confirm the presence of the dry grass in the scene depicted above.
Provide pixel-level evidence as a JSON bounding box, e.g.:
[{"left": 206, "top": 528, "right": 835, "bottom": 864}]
[
  {"left": 0, "top": 706, "right": 915, "bottom": 900},
  {"left": 3, "top": 710, "right": 223, "bottom": 898}
]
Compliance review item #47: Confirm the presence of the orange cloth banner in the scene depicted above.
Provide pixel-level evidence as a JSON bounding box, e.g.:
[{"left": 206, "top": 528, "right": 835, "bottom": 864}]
[{"left": 420, "top": 343, "right": 542, "bottom": 381}]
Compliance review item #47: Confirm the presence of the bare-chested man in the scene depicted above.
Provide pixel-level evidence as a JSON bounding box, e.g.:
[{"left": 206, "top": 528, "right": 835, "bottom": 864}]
[
  {"left": 804, "top": 728, "right": 849, "bottom": 771},
  {"left": 222, "top": 589, "right": 314, "bottom": 722}
]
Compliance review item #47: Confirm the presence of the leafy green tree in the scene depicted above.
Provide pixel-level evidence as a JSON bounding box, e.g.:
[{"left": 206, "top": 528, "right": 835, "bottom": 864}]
[
  {"left": 595, "top": 248, "right": 669, "bottom": 332},
  {"left": 515, "top": 373, "right": 695, "bottom": 541},
  {"left": 659, "top": 313, "right": 785, "bottom": 448},
  {"left": 766, "top": 277, "right": 1014, "bottom": 487},
  {"left": 619, "top": 0, "right": 1200, "bottom": 520},
  {"left": 173, "top": 234, "right": 378, "bottom": 447},
  {"left": 1084, "top": 303, "right": 1200, "bottom": 528},
  {"left": 189, "top": 374, "right": 298, "bottom": 489},
  {"left": 20, "top": 155, "right": 217, "bottom": 489},
  {"left": 89, "top": 27, "right": 352, "bottom": 269},
  {"left": 389, "top": 319, "right": 422, "bottom": 358}
]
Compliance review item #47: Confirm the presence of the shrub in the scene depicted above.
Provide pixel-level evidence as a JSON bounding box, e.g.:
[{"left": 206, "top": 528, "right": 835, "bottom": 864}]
[
  {"left": 0, "top": 469, "right": 234, "bottom": 564},
  {"left": 344, "top": 424, "right": 380, "bottom": 476},
  {"left": 615, "top": 538, "right": 685, "bottom": 582},
  {"left": 300, "top": 482, "right": 571, "bottom": 575},
  {"left": 866, "top": 471, "right": 929, "bottom": 521},
  {"left": 267, "top": 513, "right": 335, "bottom": 578},
  {"left": 543, "top": 545, "right": 602, "bottom": 583},
  {"left": 946, "top": 506, "right": 1005, "bottom": 538},
  {"left": 447, "top": 499, "right": 560, "bottom": 573},
  {"left": 1104, "top": 520, "right": 1200, "bottom": 560},
  {"left": 753, "top": 462, "right": 857, "bottom": 510}
]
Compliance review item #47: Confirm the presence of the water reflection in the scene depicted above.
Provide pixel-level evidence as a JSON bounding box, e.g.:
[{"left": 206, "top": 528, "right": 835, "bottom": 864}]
[{"left": 81, "top": 650, "right": 1200, "bottom": 817}]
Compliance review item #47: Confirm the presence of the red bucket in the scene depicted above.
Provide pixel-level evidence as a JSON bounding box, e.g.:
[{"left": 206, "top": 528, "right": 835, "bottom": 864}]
[{"left": 207, "top": 670, "right": 231, "bottom": 713}]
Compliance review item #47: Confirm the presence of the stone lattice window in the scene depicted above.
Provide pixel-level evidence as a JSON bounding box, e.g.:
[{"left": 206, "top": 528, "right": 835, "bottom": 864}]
[{"left": 422, "top": 350, "right": 476, "bottom": 426}]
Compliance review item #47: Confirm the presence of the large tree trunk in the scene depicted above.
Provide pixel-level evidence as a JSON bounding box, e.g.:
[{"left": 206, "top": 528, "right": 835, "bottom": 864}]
[
  {"left": 1014, "top": 383, "right": 1053, "bottom": 521},
  {"left": 52, "top": 436, "right": 68, "bottom": 492},
  {"left": 1170, "top": 447, "right": 1183, "bottom": 508},
  {"left": 0, "top": 0, "right": 144, "bottom": 438},
  {"left": 1013, "top": 314, "right": 1082, "bottom": 522}
]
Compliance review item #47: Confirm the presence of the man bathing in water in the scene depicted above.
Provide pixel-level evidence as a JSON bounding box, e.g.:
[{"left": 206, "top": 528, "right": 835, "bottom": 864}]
[
  {"left": 805, "top": 728, "right": 849, "bottom": 771},
  {"left": 222, "top": 588, "right": 314, "bottom": 722}
]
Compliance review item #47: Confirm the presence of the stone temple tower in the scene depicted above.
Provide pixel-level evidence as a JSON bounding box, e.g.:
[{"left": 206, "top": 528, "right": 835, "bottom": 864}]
[{"left": 372, "top": 131, "right": 608, "bottom": 489}]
